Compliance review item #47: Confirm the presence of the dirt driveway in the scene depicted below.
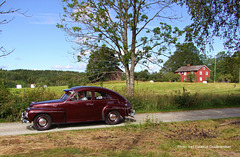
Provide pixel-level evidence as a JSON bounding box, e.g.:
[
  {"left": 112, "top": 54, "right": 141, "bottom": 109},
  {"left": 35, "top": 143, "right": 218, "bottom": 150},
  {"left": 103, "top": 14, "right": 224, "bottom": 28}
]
[{"left": 1, "top": 108, "right": 240, "bottom": 136}]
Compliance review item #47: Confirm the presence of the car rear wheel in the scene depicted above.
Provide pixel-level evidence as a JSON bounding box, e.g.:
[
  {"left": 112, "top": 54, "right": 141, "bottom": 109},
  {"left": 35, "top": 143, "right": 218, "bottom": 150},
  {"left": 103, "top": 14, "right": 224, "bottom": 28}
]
[
  {"left": 105, "top": 110, "right": 120, "bottom": 125},
  {"left": 33, "top": 114, "right": 52, "bottom": 131}
]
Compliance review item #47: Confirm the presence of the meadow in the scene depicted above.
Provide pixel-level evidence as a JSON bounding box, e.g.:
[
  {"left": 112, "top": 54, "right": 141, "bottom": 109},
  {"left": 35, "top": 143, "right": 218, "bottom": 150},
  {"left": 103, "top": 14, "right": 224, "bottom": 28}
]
[
  {"left": 11, "top": 81, "right": 240, "bottom": 96},
  {"left": 1, "top": 81, "right": 240, "bottom": 121}
]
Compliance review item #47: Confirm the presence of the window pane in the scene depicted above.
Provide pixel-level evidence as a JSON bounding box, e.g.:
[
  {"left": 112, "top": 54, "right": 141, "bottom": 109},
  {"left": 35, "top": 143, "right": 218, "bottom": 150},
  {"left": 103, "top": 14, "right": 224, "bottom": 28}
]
[
  {"left": 95, "top": 91, "right": 111, "bottom": 100},
  {"left": 72, "top": 91, "right": 91, "bottom": 101}
]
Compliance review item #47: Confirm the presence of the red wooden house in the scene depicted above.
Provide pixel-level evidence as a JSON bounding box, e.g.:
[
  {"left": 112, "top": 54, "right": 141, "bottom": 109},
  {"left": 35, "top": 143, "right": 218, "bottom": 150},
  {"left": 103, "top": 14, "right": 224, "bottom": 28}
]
[{"left": 175, "top": 64, "right": 211, "bottom": 83}]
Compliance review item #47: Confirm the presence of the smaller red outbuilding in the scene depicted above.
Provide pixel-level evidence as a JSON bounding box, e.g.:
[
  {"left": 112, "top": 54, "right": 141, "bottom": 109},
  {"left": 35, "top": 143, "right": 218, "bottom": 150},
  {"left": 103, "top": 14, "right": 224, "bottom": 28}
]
[{"left": 175, "top": 64, "right": 211, "bottom": 83}]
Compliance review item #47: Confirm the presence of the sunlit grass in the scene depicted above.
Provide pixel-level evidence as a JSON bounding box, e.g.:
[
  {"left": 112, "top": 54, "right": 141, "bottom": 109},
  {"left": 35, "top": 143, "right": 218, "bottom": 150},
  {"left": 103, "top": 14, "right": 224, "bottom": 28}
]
[
  {"left": 10, "top": 81, "right": 240, "bottom": 96},
  {"left": 89, "top": 81, "right": 240, "bottom": 95}
]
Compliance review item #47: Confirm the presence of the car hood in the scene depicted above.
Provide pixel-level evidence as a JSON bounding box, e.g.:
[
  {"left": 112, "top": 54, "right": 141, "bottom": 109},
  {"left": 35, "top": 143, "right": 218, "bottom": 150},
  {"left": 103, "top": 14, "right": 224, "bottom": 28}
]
[{"left": 29, "top": 99, "right": 64, "bottom": 107}]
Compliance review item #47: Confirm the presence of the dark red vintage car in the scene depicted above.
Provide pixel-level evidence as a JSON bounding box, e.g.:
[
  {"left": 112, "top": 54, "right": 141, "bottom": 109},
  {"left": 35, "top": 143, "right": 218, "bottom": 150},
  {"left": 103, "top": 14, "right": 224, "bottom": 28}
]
[{"left": 21, "top": 86, "right": 135, "bottom": 131}]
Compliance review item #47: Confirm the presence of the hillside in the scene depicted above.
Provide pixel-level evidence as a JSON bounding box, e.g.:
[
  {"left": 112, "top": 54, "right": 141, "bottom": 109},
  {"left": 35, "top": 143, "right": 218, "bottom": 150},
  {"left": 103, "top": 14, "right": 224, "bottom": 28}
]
[{"left": 0, "top": 69, "right": 87, "bottom": 88}]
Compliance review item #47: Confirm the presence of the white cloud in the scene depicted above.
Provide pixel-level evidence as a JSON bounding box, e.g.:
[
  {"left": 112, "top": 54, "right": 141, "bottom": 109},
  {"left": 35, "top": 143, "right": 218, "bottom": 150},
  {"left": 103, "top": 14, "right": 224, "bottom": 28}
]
[
  {"left": 0, "top": 65, "right": 8, "bottom": 70},
  {"left": 52, "top": 64, "right": 86, "bottom": 71},
  {"left": 52, "top": 65, "right": 73, "bottom": 70}
]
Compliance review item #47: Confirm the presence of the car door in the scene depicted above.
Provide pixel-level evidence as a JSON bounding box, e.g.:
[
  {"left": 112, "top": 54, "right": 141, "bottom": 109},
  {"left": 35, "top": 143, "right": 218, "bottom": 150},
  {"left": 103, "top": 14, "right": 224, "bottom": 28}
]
[
  {"left": 92, "top": 91, "right": 115, "bottom": 120},
  {"left": 66, "top": 90, "right": 95, "bottom": 123}
]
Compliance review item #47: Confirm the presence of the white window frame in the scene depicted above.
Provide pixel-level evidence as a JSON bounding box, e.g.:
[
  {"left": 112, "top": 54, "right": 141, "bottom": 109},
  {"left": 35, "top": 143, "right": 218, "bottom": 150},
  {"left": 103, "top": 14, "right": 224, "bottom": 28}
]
[
  {"left": 206, "top": 71, "right": 208, "bottom": 75},
  {"left": 199, "top": 71, "right": 202, "bottom": 75},
  {"left": 184, "top": 72, "right": 187, "bottom": 76},
  {"left": 199, "top": 77, "right": 202, "bottom": 81}
]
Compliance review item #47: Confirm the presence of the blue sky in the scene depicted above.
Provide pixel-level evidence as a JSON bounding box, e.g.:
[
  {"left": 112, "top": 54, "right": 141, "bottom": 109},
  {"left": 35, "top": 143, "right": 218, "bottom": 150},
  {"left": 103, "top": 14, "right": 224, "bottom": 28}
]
[
  {"left": 1, "top": 0, "right": 86, "bottom": 71},
  {"left": 0, "top": 0, "right": 225, "bottom": 72}
]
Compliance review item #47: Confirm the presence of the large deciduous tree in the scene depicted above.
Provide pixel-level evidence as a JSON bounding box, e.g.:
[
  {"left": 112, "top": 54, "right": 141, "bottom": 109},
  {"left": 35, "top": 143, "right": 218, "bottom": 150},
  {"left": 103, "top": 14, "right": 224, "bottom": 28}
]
[
  {"left": 177, "top": 0, "right": 240, "bottom": 52},
  {"left": 215, "top": 51, "right": 240, "bottom": 82},
  {"left": 162, "top": 43, "right": 204, "bottom": 73},
  {"left": 57, "top": 0, "right": 183, "bottom": 96}
]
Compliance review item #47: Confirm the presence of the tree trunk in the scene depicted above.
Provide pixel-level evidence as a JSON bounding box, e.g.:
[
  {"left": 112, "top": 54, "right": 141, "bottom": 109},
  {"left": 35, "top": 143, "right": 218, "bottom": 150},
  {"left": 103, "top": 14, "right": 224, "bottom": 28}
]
[
  {"left": 125, "top": 0, "right": 137, "bottom": 97},
  {"left": 125, "top": 67, "right": 135, "bottom": 97}
]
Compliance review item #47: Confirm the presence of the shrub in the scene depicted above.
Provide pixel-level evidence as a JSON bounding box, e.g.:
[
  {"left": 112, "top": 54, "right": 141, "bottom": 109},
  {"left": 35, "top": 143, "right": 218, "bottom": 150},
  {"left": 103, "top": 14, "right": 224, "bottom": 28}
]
[
  {"left": 0, "top": 79, "right": 11, "bottom": 104},
  {"left": 173, "top": 87, "right": 196, "bottom": 108},
  {"left": 0, "top": 87, "right": 59, "bottom": 121}
]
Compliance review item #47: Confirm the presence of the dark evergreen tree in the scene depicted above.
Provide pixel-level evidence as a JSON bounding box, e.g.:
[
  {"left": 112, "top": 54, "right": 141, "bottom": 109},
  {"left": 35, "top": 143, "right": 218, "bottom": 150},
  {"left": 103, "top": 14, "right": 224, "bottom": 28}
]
[
  {"left": 86, "top": 46, "right": 119, "bottom": 82},
  {"left": 163, "top": 43, "right": 203, "bottom": 73}
]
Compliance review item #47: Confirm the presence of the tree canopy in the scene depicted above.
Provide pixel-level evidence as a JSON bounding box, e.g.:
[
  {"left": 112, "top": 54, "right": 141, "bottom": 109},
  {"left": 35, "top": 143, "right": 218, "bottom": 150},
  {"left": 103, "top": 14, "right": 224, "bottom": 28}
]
[
  {"left": 57, "top": 0, "right": 183, "bottom": 96},
  {"left": 178, "top": 0, "right": 240, "bottom": 52},
  {"left": 86, "top": 45, "right": 119, "bottom": 82},
  {"left": 162, "top": 43, "right": 204, "bottom": 73}
]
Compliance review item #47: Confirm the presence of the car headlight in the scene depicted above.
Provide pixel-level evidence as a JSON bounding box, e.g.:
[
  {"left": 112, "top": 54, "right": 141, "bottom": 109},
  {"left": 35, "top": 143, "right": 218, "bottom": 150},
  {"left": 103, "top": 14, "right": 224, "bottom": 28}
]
[{"left": 24, "top": 111, "right": 28, "bottom": 118}]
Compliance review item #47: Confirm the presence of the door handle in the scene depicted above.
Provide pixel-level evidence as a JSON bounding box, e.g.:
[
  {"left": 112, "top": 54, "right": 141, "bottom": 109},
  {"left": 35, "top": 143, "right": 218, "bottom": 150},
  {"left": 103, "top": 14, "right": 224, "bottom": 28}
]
[{"left": 86, "top": 103, "right": 94, "bottom": 106}]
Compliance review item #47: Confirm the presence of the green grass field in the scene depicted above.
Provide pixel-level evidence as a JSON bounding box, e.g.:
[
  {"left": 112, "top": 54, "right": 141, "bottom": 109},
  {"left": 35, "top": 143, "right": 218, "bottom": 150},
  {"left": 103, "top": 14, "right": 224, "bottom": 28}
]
[
  {"left": 98, "top": 81, "right": 240, "bottom": 95},
  {"left": 11, "top": 81, "right": 240, "bottom": 96}
]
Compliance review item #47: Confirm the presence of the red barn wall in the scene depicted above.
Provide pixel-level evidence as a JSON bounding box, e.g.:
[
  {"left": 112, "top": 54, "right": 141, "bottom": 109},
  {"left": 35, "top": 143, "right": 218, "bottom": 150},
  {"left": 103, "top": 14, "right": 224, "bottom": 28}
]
[{"left": 177, "top": 66, "right": 210, "bottom": 82}]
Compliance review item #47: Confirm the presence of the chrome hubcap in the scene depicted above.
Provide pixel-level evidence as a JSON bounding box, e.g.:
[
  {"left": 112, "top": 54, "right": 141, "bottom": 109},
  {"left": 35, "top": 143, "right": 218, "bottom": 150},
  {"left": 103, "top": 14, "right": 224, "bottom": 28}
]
[
  {"left": 109, "top": 113, "right": 117, "bottom": 121},
  {"left": 38, "top": 118, "right": 47, "bottom": 127}
]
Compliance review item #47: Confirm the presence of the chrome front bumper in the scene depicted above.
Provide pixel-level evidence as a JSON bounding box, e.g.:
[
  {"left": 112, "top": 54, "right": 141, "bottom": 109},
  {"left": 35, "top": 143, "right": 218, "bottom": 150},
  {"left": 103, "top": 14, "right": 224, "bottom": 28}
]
[
  {"left": 21, "top": 111, "right": 29, "bottom": 123},
  {"left": 129, "top": 109, "right": 135, "bottom": 118}
]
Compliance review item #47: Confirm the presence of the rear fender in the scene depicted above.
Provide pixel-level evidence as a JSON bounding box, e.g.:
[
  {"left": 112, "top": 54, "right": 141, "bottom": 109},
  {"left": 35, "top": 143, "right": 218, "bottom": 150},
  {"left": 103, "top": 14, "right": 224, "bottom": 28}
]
[{"left": 101, "top": 106, "right": 127, "bottom": 121}]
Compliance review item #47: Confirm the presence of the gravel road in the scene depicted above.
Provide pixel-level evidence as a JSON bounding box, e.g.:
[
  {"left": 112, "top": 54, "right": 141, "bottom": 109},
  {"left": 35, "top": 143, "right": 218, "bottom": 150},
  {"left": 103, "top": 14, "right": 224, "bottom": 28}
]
[{"left": 1, "top": 108, "right": 240, "bottom": 136}]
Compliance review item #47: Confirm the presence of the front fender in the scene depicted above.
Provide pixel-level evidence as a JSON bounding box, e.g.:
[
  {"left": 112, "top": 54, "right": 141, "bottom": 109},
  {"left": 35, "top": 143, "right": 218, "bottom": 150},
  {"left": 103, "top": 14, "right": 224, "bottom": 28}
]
[{"left": 28, "top": 108, "right": 65, "bottom": 124}]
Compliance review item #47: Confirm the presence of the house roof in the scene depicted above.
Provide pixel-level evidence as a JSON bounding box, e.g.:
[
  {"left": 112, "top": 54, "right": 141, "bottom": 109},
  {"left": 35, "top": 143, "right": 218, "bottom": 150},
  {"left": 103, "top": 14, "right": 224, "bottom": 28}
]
[{"left": 175, "top": 65, "right": 211, "bottom": 72}]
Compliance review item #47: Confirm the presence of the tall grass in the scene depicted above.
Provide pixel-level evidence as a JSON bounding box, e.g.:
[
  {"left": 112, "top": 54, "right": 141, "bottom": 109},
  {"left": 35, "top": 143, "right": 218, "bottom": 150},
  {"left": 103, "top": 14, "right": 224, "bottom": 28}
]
[
  {"left": 0, "top": 87, "right": 59, "bottom": 121},
  {"left": 111, "top": 86, "right": 240, "bottom": 113},
  {"left": 1, "top": 82, "right": 240, "bottom": 121}
]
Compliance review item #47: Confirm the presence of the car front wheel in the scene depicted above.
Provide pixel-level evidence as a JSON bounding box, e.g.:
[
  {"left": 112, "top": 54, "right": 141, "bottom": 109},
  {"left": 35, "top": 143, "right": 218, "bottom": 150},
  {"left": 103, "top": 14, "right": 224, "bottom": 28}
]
[
  {"left": 105, "top": 110, "right": 120, "bottom": 125},
  {"left": 33, "top": 114, "right": 52, "bottom": 131}
]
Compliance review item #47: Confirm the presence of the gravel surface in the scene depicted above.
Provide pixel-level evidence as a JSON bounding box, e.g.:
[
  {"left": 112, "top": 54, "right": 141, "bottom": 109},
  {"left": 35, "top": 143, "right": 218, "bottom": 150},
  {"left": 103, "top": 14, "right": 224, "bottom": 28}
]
[{"left": 1, "top": 108, "right": 240, "bottom": 136}]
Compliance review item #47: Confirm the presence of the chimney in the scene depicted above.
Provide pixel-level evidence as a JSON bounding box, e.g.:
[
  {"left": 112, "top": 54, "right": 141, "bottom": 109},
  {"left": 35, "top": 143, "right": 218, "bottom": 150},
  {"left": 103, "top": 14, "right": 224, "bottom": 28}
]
[{"left": 187, "top": 64, "right": 190, "bottom": 67}]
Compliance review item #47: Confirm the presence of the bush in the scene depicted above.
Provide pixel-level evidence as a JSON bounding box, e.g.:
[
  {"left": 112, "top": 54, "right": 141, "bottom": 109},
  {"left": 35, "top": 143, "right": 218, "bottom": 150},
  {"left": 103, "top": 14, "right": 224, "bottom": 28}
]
[
  {"left": 173, "top": 87, "right": 199, "bottom": 108},
  {"left": 0, "top": 87, "right": 59, "bottom": 121},
  {"left": 0, "top": 79, "right": 11, "bottom": 104}
]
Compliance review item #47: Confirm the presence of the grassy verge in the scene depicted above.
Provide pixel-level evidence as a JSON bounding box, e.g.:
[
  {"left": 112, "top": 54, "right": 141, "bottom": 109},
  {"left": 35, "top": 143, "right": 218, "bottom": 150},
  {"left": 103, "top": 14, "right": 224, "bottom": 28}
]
[{"left": 1, "top": 118, "right": 240, "bottom": 156}]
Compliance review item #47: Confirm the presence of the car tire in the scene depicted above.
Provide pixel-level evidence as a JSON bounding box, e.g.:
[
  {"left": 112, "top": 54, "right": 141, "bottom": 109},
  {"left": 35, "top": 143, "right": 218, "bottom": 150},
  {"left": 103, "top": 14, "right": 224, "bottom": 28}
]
[
  {"left": 33, "top": 114, "right": 52, "bottom": 131},
  {"left": 105, "top": 110, "right": 120, "bottom": 125}
]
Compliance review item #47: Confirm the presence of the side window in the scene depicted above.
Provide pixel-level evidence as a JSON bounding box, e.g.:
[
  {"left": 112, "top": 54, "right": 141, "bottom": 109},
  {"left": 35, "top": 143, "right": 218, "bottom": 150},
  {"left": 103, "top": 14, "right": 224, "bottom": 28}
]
[
  {"left": 72, "top": 91, "right": 92, "bottom": 101},
  {"left": 94, "top": 91, "right": 111, "bottom": 100}
]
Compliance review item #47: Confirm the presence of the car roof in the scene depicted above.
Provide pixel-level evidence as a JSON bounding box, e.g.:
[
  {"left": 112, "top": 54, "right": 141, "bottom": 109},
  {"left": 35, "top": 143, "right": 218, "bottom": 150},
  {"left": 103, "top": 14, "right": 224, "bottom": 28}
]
[
  {"left": 63, "top": 86, "right": 113, "bottom": 92},
  {"left": 63, "top": 86, "right": 127, "bottom": 101}
]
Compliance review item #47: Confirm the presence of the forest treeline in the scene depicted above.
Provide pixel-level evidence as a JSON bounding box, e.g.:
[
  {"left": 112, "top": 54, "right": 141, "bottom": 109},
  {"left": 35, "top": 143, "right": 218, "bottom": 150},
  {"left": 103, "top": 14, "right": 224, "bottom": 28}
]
[{"left": 0, "top": 69, "right": 87, "bottom": 88}]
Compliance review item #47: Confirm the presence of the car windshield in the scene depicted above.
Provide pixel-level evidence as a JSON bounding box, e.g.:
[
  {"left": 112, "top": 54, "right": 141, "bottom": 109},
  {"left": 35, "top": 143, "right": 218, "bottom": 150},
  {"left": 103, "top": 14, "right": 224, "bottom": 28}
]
[{"left": 60, "top": 91, "right": 72, "bottom": 100}]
